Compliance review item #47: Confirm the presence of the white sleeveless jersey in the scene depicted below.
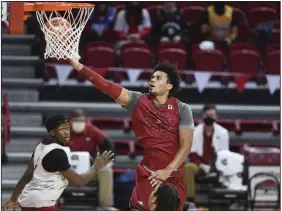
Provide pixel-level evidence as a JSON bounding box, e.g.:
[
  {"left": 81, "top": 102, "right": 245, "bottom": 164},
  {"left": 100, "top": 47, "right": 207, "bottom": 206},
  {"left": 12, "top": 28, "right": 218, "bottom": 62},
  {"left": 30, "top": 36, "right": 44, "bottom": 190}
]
[{"left": 18, "top": 141, "right": 70, "bottom": 207}]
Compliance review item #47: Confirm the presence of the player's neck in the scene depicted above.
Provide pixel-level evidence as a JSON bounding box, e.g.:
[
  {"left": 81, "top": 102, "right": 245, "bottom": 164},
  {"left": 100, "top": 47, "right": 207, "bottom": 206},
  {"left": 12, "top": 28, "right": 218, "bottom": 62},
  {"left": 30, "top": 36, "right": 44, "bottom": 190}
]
[
  {"left": 153, "top": 95, "right": 169, "bottom": 105},
  {"left": 51, "top": 137, "right": 65, "bottom": 146}
]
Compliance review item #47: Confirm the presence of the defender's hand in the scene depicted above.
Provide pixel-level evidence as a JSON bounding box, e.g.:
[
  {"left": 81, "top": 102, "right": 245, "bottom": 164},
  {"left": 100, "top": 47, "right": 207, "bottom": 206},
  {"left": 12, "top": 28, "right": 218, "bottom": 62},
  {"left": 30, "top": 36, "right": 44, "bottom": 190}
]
[
  {"left": 2, "top": 199, "right": 17, "bottom": 211},
  {"left": 94, "top": 151, "right": 114, "bottom": 170}
]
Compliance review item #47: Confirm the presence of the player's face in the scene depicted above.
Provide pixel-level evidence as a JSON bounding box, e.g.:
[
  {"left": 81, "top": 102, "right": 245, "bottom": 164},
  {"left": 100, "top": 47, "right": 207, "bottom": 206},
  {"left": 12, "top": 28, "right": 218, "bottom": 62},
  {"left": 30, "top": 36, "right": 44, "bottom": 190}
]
[
  {"left": 53, "top": 123, "right": 71, "bottom": 144},
  {"left": 148, "top": 191, "right": 157, "bottom": 211},
  {"left": 149, "top": 71, "right": 173, "bottom": 96}
]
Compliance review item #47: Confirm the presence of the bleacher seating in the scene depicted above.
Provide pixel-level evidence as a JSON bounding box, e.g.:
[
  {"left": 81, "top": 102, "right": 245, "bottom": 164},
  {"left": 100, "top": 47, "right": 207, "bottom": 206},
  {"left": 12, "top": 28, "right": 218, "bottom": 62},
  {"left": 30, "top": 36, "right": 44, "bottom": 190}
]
[
  {"left": 241, "top": 145, "right": 280, "bottom": 166},
  {"left": 85, "top": 42, "right": 116, "bottom": 68},
  {"left": 248, "top": 7, "right": 277, "bottom": 27},
  {"left": 120, "top": 43, "right": 153, "bottom": 68},
  {"left": 45, "top": 0, "right": 280, "bottom": 85},
  {"left": 265, "top": 50, "right": 280, "bottom": 75},
  {"left": 157, "top": 43, "right": 188, "bottom": 70},
  {"left": 44, "top": 1, "right": 280, "bottom": 74},
  {"left": 2, "top": 2, "right": 280, "bottom": 210},
  {"left": 194, "top": 49, "right": 223, "bottom": 72},
  {"left": 229, "top": 49, "right": 261, "bottom": 75},
  {"left": 90, "top": 117, "right": 131, "bottom": 132},
  {"left": 84, "top": 117, "right": 281, "bottom": 156},
  {"left": 101, "top": 117, "right": 282, "bottom": 135},
  {"left": 237, "top": 22, "right": 250, "bottom": 42}
]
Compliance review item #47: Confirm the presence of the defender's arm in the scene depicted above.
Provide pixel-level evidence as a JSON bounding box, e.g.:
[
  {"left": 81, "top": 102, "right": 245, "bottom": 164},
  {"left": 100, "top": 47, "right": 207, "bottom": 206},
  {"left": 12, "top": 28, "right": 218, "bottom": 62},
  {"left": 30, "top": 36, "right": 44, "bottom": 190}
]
[{"left": 10, "top": 158, "right": 34, "bottom": 201}]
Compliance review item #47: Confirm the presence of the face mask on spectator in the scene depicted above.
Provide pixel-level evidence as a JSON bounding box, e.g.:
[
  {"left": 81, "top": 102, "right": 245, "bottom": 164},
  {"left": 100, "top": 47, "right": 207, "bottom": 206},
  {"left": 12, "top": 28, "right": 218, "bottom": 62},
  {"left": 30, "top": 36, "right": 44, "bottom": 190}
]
[
  {"left": 71, "top": 121, "right": 86, "bottom": 133},
  {"left": 203, "top": 117, "right": 215, "bottom": 126}
]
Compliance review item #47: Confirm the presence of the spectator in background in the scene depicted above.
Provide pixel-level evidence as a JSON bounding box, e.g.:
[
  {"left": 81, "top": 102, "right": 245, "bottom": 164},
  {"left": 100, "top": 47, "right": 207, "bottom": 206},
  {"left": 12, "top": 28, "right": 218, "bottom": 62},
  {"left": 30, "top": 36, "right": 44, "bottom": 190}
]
[
  {"left": 201, "top": 2, "right": 238, "bottom": 46},
  {"left": 114, "top": 2, "right": 152, "bottom": 43},
  {"left": 67, "top": 109, "right": 115, "bottom": 210},
  {"left": 86, "top": 2, "right": 116, "bottom": 41},
  {"left": 155, "top": 2, "right": 190, "bottom": 44},
  {"left": 183, "top": 104, "right": 229, "bottom": 206}
]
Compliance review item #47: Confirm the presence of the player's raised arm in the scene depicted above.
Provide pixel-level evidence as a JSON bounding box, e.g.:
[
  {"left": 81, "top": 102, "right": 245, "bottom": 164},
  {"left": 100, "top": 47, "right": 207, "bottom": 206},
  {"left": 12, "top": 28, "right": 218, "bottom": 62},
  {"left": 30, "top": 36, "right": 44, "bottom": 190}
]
[{"left": 69, "top": 58, "right": 130, "bottom": 106}]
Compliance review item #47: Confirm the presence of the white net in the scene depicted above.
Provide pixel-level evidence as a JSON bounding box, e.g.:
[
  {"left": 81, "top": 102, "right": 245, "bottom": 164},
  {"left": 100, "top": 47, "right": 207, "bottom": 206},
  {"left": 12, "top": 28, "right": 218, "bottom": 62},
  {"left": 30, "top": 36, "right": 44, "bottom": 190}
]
[{"left": 36, "top": 6, "right": 94, "bottom": 60}]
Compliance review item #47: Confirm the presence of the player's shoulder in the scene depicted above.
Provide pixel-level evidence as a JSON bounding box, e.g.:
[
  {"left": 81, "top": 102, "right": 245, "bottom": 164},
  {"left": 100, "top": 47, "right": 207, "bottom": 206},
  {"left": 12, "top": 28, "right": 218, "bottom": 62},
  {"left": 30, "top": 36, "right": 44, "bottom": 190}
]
[
  {"left": 177, "top": 101, "right": 192, "bottom": 112},
  {"left": 133, "top": 91, "right": 146, "bottom": 99},
  {"left": 41, "top": 138, "right": 54, "bottom": 145},
  {"left": 46, "top": 148, "right": 68, "bottom": 159},
  {"left": 43, "top": 148, "right": 69, "bottom": 166}
]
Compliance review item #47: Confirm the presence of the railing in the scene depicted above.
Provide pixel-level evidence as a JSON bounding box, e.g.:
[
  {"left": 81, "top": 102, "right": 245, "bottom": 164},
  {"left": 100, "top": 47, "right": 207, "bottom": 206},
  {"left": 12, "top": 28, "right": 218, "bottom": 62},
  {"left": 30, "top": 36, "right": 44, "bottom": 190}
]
[{"left": 2, "top": 92, "right": 11, "bottom": 155}]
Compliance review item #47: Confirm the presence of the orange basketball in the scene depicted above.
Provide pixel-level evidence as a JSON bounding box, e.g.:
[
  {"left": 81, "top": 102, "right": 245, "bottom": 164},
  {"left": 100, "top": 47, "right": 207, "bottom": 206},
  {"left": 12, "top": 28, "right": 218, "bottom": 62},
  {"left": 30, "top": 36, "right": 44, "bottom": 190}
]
[
  {"left": 45, "top": 17, "right": 71, "bottom": 31},
  {"left": 44, "top": 17, "right": 72, "bottom": 42}
]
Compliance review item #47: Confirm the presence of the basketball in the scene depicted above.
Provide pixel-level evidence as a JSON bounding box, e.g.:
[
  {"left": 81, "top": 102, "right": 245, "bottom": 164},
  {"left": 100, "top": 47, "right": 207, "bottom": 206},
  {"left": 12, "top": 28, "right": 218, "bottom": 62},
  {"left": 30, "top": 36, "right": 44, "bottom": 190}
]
[
  {"left": 45, "top": 17, "right": 72, "bottom": 31},
  {"left": 43, "top": 17, "right": 72, "bottom": 42}
]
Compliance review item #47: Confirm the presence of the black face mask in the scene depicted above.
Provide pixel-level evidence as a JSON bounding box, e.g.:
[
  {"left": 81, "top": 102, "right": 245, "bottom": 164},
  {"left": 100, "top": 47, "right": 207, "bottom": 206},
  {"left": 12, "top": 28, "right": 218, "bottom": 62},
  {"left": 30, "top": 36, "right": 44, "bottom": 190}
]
[{"left": 203, "top": 117, "right": 215, "bottom": 126}]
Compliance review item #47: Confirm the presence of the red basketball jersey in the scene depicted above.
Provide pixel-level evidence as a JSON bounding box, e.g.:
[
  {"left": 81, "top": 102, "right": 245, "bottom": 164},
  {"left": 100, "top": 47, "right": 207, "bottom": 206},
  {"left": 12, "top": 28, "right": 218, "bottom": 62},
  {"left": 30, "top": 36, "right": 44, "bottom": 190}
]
[{"left": 131, "top": 94, "right": 183, "bottom": 177}]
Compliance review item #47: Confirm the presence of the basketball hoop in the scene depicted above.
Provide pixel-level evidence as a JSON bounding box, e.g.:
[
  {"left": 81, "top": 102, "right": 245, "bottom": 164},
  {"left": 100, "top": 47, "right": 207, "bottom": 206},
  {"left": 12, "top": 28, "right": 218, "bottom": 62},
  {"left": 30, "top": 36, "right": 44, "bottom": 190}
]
[{"left": 25, "top": 2, "right": 94, "bottom": 60}]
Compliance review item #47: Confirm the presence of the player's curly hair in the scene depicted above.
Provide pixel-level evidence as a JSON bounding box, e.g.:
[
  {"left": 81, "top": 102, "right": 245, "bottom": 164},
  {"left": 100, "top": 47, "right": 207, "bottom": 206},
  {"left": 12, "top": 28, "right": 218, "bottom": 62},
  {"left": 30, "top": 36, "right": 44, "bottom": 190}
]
[
  {"left": 153, "top": 60, "right": 181, "bottom": 94},
  {"left": 45, "top": 114, "right": 68, "bottom": 132},
  {"left": 155, "top": 183, "right": 181, "bottom": 211}
]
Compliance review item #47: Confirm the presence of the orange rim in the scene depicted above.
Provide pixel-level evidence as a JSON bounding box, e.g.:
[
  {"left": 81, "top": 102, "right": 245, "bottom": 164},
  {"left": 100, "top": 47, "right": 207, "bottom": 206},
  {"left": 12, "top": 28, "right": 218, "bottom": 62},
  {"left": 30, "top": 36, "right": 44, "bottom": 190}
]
[
  {"left": 24, "top": 2, "right": 94, "bottom": 12},
  {"left": 65, "top": 3, "right": 94, "bottom": 9}
]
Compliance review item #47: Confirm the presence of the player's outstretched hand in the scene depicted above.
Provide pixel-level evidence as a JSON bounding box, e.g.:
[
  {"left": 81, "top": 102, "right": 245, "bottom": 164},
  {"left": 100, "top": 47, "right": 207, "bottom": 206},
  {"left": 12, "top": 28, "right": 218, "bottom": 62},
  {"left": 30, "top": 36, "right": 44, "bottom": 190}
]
[
  {"left": 95, "top": 151, "right": 114, "bottom": 171},
  {"left": 148, "top": 169, "right": 173, "bottom": 188},
  {"left": 2, "top": 198, "right": 17, "bottom": 211}
]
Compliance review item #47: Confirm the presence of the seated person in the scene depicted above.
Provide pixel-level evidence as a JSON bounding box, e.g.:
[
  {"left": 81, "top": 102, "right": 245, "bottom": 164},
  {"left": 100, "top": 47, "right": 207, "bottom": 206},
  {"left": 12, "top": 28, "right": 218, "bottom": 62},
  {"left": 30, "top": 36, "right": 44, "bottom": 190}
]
[
  {"left": 67, "top": 108, "right": 115, "bottom": 210},
  {"left": 155, "top": 2, "right": 190, "bottom": 43},
  {"left": 184, "top": 104, "right": 229, "bottom": 207},
  {"left": 114, "top": 2, "right": 152, "bottom": 43},
  {"left": 201, "top": 2, "right": 238, "bottom": 45},
  {"left": 86, "top": 3, "right": 116, "bottom": 42}
]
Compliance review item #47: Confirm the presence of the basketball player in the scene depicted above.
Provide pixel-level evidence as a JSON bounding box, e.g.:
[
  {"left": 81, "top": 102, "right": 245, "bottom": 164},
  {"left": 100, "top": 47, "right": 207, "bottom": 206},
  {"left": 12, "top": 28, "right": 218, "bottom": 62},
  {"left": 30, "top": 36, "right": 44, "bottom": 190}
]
[
  {"left": 2, "top": 114, "right": 114, "bottom": 211},
  {"left": 148, "top": 184, "right": 181, "bottom": 211},
  {"left": 68, "top": 59, "right": 194, "bottom": 211}
]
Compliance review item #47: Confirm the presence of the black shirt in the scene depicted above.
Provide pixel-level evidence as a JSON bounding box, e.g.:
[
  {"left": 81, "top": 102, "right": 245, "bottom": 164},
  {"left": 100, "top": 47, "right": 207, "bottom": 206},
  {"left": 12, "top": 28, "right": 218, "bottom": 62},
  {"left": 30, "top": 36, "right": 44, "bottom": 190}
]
[
  {"left": 42, "top": 149, "right": 70, "bottom": 172},
  {"left": 32, "top": 139, "right": 71, "bottom": 172},
  {"left": 155, "top": 8, "right": 190, "bottom": 40}
]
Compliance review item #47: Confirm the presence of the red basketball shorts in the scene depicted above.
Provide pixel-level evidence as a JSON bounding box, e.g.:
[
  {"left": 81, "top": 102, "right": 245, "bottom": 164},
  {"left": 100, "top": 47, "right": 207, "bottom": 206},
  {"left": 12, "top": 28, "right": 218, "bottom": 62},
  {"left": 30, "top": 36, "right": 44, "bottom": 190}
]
[
  {"left": 129, "top": 162, "right": 186, "bottom": 211},
  {"left": 19, "top": 204, "right": 58, "bottom": 211}
]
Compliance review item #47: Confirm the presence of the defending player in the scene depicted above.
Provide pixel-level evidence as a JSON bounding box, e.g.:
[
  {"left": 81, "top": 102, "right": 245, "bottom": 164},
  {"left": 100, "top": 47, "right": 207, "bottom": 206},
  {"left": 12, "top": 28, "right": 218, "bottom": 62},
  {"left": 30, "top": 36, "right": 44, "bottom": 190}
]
[
  {"left": 2, "top": 114, "right": 114, "bottom": 211},
  {"left": 148, "top": 184, "right": 181, "bottom": 211},
  {"left": 68, "top": 59, "right": 194, "bottom": 211}
]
